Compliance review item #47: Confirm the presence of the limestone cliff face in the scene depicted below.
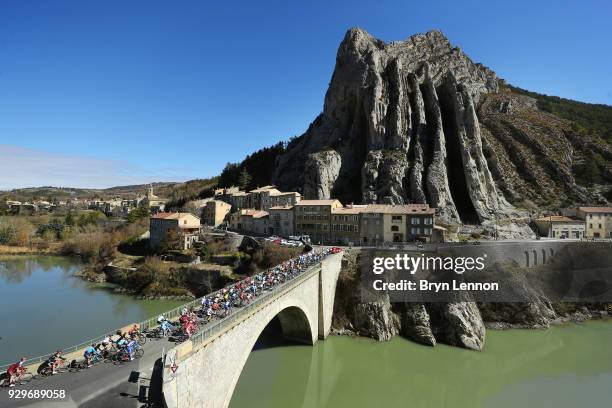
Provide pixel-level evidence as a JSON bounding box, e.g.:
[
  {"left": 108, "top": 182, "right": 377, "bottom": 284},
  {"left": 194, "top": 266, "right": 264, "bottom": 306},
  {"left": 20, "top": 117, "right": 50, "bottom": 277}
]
[{"left": 273, "top": 28, "right": 508, "bottom": 224}]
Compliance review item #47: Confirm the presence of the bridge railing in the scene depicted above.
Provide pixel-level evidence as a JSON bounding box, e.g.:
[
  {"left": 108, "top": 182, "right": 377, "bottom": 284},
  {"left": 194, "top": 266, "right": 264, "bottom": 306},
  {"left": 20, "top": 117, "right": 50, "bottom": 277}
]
[{"left": 191, "top": 262, "right": 322, "bottom": 347}]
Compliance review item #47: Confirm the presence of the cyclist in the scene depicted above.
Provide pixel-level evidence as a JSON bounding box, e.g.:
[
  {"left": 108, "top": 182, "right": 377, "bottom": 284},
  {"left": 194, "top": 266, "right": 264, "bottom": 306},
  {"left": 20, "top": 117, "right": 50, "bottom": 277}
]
[
  {"left": 6, "top": 357, "right": 27, "bottom": 387},
  {"left": 125, "top": 340, "right": 137, "bottom": 361},
  {"left": 160, "top": 318, "right": 173, "bottom": 337},
  {"left": 99, "top": 334, "right": 113, "bottom": 354},
  {"left": 47, "top": 350, "right": 66, "bottom": 375},
  {"left": 127, "top": 324, "right": 141, "bottom": 341},
  {"left": 83, "top": 344, "right": 99, "bottom": 368}
]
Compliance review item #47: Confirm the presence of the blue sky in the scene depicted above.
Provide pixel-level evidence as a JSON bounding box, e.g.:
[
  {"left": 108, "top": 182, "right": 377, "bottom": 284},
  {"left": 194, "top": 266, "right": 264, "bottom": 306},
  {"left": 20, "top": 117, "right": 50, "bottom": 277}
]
[{"left": 1, "top": 0, "right": 611, "bottom": 189}]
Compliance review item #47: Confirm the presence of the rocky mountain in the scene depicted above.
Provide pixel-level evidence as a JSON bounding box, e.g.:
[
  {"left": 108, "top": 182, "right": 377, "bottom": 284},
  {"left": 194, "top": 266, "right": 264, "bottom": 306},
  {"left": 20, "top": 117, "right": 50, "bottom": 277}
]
[{"left": 272, "top": 28, "right": 612, "bottom": 226}]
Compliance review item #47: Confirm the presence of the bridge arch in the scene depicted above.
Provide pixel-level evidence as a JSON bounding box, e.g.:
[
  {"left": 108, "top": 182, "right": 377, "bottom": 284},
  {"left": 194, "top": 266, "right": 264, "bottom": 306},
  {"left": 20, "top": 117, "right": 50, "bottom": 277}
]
[
  {"left": 541, "top": 249, "right": 547, "bottom": 264},
  {"left": 222, "top": 301, "right": 317, "bottom": 407},
  {"left": 532, "top": 250, "right": 538, "bottom": 266},
  {"left": 525, "top": 251, "right": 530, "bottom": 267}
]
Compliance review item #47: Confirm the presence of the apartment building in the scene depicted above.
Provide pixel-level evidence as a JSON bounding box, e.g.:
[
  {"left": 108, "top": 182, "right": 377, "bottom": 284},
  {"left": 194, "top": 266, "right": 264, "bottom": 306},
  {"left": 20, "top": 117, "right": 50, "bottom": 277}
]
[
  {"left": 563, "top": 207, "right": 612, "bottom": 238},
  {"left": 150, "top": 212, "right": 201, "bottom": 250},
  {"left": 294, "top": 199, "right": 342, "bottom": 244},
  {"left": 203, "top": 200, "right": 232, "bottom": 227},
  {"left": 268, "top": 205, "right": 295, "bottom": 237},
  {"left": 534, "top": 215, "right": 585, "bottom": 238}
]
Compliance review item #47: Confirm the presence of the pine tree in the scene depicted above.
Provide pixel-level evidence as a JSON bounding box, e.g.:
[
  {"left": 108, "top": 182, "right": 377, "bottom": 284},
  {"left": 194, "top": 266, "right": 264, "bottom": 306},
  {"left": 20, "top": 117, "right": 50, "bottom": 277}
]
[{"left": 238, "top": 169, "right": 252, "bottom": 190}]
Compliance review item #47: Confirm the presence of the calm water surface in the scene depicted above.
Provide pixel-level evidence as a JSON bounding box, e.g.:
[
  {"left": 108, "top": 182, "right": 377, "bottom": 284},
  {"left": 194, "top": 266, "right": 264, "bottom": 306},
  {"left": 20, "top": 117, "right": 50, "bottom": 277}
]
[
  {"left": 231, "top": 320, "right": 612, "bottom": 408},
  {"left": 0, "top": 256, "right": 183, "bottom": 365}
]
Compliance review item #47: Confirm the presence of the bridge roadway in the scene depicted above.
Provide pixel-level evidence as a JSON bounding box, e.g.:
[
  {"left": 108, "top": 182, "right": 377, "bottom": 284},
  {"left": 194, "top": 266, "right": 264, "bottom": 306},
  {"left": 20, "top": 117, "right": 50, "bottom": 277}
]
[{"left": 0, "top": 256, "right": 337, "bottom": 408}]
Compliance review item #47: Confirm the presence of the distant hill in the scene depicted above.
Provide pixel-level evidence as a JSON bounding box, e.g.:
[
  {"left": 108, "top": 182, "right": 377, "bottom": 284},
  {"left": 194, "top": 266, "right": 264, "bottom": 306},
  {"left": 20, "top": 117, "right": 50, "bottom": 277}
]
[{"left": 1, "top": 182, "right": 180, "bottom": 202}]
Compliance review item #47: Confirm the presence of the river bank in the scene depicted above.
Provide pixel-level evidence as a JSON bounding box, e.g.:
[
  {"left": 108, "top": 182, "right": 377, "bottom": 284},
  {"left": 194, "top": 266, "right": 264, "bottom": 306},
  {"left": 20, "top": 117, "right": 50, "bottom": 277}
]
[{"left": 0, "top": 243, "right": 62, "bottom": 256}]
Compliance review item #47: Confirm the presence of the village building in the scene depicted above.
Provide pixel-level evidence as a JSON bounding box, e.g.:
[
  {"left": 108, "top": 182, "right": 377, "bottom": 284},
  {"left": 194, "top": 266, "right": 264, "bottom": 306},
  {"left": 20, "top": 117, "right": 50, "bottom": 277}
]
[
  {"left": 138, "top": 185, "right": 167, "bottom": 214},
  {"left": 228, "top": 191, "right": 249, "bottom": 210},
  {"left": 563, "top": 207, "right": 612, "bottom": 239},
  {"left": 214, "top": 185, "right": 301, "bottom": 212},
  {"left": 534, "top": 215, "right": 585, "bottom": 239},
  {"left": 203, "top": 200, "right": 232, "bottom": 227},
  {"left": 268, "top": 205, "right": 295, "bottom": 237},
  {"left": 294, "top": 199, "right": 343, "bottom": 244},
  {"left": 360, "top": 204, "right": 436, "bottom": 244},
  {"left": 330, "top": 205, "right": 365, "bottom": 245},
  {"left": 229, "top": 209, "right": 269, "bottom": 235},
  {"left": 149, "top": 212, "right": 201, "bottom": 250}
]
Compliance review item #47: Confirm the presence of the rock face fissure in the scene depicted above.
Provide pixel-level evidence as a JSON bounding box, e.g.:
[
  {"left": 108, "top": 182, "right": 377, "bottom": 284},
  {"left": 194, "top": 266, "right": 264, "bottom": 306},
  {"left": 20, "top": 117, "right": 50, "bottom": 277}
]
[
  {"left": 437, "top": 80, "right": 480, "bottom": 223},
  {"left": 272, "top": 28, "right": 516, "bottom": 224}
]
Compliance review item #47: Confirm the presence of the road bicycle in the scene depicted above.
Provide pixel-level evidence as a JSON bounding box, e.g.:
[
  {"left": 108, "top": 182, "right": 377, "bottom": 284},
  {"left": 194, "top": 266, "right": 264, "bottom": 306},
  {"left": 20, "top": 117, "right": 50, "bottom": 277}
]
[{"left": 0, "top": 369, "right": 34, "bottom": 387}]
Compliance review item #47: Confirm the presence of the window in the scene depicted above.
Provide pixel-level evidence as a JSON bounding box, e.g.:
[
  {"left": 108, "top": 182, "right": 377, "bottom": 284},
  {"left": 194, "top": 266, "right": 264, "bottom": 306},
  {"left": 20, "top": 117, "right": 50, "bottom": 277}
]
[
  {"left": 424, "top": 218, "right": 433, "bottom": 225},
  {"left": 411, "top": 218, "right": 420, "bottom": 225},
  {"left": 392, "top": 215, "right": 402, "bottom": 223},
  {"left": 391, "top": 225, "right": 399, "bottom": 232},
  {"left": 411, "top": 227, "right": 421, "bottom": 235},
  {"left": 424, "top": 228, "right": 432, "bottom": 235}
]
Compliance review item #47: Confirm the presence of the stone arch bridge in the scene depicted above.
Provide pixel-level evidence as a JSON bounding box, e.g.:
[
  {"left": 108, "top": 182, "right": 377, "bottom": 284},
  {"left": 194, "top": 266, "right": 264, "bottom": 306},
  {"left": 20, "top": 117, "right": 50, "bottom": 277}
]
[{"left": 162, "top": 252, "right": 343, "bottom": 408}]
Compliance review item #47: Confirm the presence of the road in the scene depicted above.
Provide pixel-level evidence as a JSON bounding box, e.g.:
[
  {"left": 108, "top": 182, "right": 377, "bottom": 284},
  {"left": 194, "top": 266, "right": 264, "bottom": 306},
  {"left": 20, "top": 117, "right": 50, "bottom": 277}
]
[{"left": 0, "top": 334, "right": 174, "bottom": 408}]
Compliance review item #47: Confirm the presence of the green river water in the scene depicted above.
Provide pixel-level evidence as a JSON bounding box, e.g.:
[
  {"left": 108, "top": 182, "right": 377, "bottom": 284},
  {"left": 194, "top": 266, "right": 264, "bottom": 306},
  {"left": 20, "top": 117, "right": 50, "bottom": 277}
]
[
  {"left": 0, "top": 255, "right": 183, "bottom": 365},
  {"left": 231, "top": 320, "right": 612, "bottom": 408}
]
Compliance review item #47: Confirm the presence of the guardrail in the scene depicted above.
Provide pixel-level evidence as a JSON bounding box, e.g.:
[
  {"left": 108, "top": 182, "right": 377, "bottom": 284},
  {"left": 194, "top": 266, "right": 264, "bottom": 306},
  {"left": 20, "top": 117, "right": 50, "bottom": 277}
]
[
  {"left": 0, "top": 259, "right": 326, "bottom": 372},
  {"left": 190, "top": 262, "right": 321, "bottom": 347}
]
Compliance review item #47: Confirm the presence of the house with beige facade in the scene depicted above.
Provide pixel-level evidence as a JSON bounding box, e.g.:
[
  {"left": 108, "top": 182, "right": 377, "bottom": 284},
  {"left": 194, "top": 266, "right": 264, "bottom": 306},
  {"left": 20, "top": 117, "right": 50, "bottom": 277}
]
[
  {"left": 150, "top": 212, "right": 201, "bottom": 250},
  {"left": 563, "top": 207, "right": 612, "bottom": 239}
]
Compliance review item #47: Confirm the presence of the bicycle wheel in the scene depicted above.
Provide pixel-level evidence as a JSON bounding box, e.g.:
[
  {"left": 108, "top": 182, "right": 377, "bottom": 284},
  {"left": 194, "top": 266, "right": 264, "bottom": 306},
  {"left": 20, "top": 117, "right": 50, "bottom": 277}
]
[
  {"left": 57, "top": 365, "right": 70, "bottom": 374},
  {"left": 137, "top": 335, "right": 147, "bottom": 346},
  {"left": 134, "top": 348, "right": 144, "bottom": 359}
]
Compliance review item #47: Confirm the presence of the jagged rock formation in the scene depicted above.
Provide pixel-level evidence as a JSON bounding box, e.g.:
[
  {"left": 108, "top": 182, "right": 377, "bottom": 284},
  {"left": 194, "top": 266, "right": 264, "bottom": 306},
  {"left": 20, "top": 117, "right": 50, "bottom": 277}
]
[
  {"left": 273, "top": 27, "right": 610, "bottom": 224},
  {"left": 274, "top": 28, "right": 511, "bottom": 224}
]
